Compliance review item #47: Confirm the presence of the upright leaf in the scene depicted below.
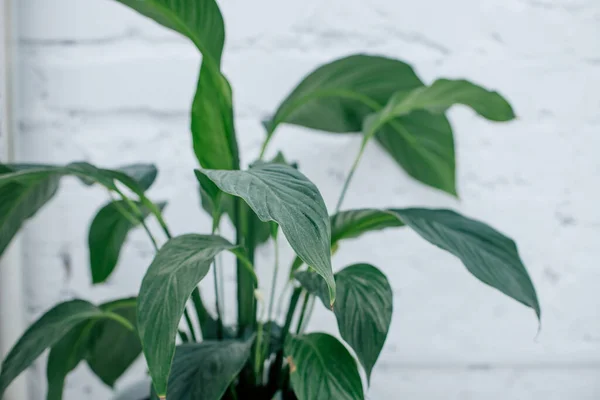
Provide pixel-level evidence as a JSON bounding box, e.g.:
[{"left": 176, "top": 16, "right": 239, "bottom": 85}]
[
  {"left": 191, "top": 65, "right": 239, "bottom": 170},
  {"left": 0, "top": 300, "right": 123, "bottom": 398},
  {"left": 113, "top": 0, "right": 239, "bottom": 171},
  {"left": 112, "top": 0, "right": 225, "bottom": 62},
  {"left": 196, "top": 163, "right": 335, "bottom": 304},
  {"left": 137, "top": 234, "right": 240, "bottom": 397},
  {"left": 0, "top": 173, "right": 60, "bottom": 257},
  {"left": 155, "top": 338, "right": 254, "bottom": 400},
  {"left": 390, "top": 208, "right": 540, "bottom": 319},
  {"left": 86, "top": 298, "right": 142, "bottom": 387},
  {"left": 296, "top": 264, "right": 393, "bottom": 382},
  {"left": 266, "top": 54, "right": 423, "bottom": 136},
  {"left": 88, "top": 200, "right": 166, "bottom": 284},
  {"left": 285, "top": 333, "right": 363, "bottom": 400}
]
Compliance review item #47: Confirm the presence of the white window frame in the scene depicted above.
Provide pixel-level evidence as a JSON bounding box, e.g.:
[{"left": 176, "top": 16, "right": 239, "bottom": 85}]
[{"left": 0, "top": 1, "right": 28, "bottom": 399}]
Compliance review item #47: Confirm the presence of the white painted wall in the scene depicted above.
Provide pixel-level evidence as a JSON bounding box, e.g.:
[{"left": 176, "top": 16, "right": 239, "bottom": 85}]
[{"left": 10, "top": 0, "right": 600, "bottom": 398}]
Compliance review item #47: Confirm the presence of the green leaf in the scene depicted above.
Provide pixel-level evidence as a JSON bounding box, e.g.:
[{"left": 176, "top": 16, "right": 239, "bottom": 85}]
[
  {"left": 46, "top": 324, "right": 89, "bottom": 400},
  {"left": 0, "top": 162, "right": 145, "bottom": 194},
  {"left": 266, "top": 54, "right": 423, "bottom": 136},
  {"left": 390, "top": 208, "right": 540, "bottom": 319},
  {"left": 113, "top": 0, "right": 239, "bottom": 171},
  {"left": 137, "top": 234, "right": 240, "bottom": 397},
  {"left": 0, "top": 300, "right": 121, "bottom": 398},
  {"left": 112, "top": 0, "right": 224, "bottom": 63},
  {"left": 89, "top": 201, "right": 166, "bottom": 284},
  {"left": 196, "top": 163, "right": 335, "bottom": 304},
  {"left": 0, "top": 172, "right": 60, "bottom": 257},
  {"left": 86, "top": 298, "right": 142, "bottom": 387},
  {"left": 289, "top": 208, "right": 405, "bottom": 277},
  {"left": 117, "top": 164, "right": 158, "bottom": 190},
  {"left": 0, "top": 162, "right": 166, "bottom": 251},
  {"left": 364, "top": 79, "right": 514, "bottom": 195},
  {"left": 191, "top": 65, "right": 239, "bottom": 171},
  {"left": 155, "top": 338, "right": 254, "bottom": 400},
  {"left": 285, "top": 333, "right": 363, "bottom": 400},
  {"left": 296, "top": 264, "right": 393, "bottom": 382},
  {"left": 331, "top": 209, "right": 405, "bottom": 244},
  {"left": 375, "top": 79, "right": 515, "bottom": 123},
  {"left": 375, "top": 111, "right": 457, "bottom": 195}
]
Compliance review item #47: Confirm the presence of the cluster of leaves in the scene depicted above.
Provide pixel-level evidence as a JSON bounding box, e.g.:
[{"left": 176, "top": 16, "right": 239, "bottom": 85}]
[{"left": 0, "top": 1, "right": 540, "bottom": 400}]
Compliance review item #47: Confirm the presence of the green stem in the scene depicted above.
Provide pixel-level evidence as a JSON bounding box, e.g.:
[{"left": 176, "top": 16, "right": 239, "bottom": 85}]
[
  {"left": 212, "top": 260, "right": 224, "bottom": 340},
  {"left": 258, "top": 130, "right": 274, "bottom": 161},
  {"left": 334, "top": 137, "right": 368, "bottom": 213},
  {"left": 298, "top": 295, "right": 315, "bottom": 334},
  {"left": 268, "top": 287, "right": 303, "bottom": 393},
  {"left": 191, "top": 288, "right": 212, "bottom": 339},
  {"left": 254, "top": 321, "right": 264, "bottom": 384},
  {"left": 183, "top": 308, "right": 198, "bottom": 342},
  {"left": 295, "top": 292, "right": 310, "bottom": 334},
  {"left": 260, "top": 238, "right": 280, "bottom": 380},
  {"left": 267, "top": 237, "right": 280, "bottom": 322},
  {"left": 178, "top": 330, "right": 190, "bottom": 343}
]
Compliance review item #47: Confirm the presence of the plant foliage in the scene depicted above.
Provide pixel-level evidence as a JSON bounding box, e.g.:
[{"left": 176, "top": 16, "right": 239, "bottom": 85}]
[{"left": 0, "top": 1, "right": 539, "bottom": 399}]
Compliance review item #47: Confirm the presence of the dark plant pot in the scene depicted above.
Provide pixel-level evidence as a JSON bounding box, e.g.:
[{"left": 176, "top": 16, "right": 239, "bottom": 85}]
[{"left": 112, "top": 377, "right": 298, "bottom": 400}]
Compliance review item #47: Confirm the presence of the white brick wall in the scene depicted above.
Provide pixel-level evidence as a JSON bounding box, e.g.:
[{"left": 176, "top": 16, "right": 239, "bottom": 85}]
[{"left": 12, "top": 0, "right": 600, "bottom": 398}]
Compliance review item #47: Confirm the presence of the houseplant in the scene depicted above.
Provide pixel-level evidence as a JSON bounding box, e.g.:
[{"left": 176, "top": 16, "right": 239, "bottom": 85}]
[{"left": 0, "top": 0, "right": 541, "bottom": 399}]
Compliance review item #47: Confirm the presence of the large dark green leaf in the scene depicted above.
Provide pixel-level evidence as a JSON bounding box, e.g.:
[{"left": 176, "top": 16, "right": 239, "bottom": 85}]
[
  {"left": 0, "top": 173, "right": 60, "bottom": 257},
  {"left": 86, "top": 298, "right": 142, "bottom": 387},
  {"left": 46, "top": 324, "right": 89, "bottom": 400},
  {"left": 373, "top": 79, "right": 515, "bottom": 123},
  {"left": 390, "top": 208, "right": 540, "bottom": 319},
  {"left": 0, "top": 300, "right": 129, "bottom": 398},
  {"left": 155, "top": 338, "right": 254, "bottom": 400},
  {"left": 331, "top": 209, "right": 405, "bottom": 244},
  {"left": 263, "top": 54, "right": 459, "bottom": 194},
  {"left": 113, "top": 0, "right": 238, "bottom": 171},
  {"left": 88, "top": 200, "right": 166, "bottom": 284},
  {"left": 296, "top": 264, "right": 393, "bottom": 382},
  {"left": 366, "top": 79, "right": 514, "bottom": 195},
  {"left": 45, "top": 298, "right": 141, "bottom": 399},
  {"left": 375, "top": 111, "right": 456, "bottom": 195},
  {"left": 137, "top": 234, "right": 242, "bottom": 397},
  {"left": 196, "top": 163, "right": 335, "bottom": 304},
  {"left": 266, "top": 54, "right": 423, "bottom": 136},
  {"left": 285, "top": 333, "right": 363, "bottom": 400}
]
